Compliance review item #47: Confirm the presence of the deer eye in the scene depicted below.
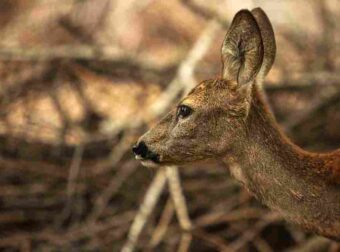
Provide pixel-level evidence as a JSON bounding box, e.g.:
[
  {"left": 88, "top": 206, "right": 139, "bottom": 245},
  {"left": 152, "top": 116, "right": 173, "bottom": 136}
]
[{"left": 177, "top": 105, "right": 192, "bottom": 119}]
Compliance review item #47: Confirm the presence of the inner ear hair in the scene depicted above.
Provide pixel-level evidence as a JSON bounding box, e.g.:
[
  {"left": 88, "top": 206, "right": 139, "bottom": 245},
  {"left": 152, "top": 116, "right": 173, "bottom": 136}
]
[
  {"left": 251, "top": 8, "right": 276, "bottom": 78},
  {"left": 221, "top": 9, "right": 264, "bottom": 86}
]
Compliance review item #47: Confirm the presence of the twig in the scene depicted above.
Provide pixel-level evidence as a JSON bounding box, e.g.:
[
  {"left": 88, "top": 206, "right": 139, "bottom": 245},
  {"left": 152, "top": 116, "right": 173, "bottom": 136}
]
[
  {"left": 314, "top": 0, "right": 336, "bottom": 71},
  {"left": 56, "top": 143, "right": 85, "bottom": 227},
  {"left": 181, "top": 0, "right": 229, "bottom": 27},
  {"left": 253, "top": 236, "right": 274, "bottom": 252},
  {"left": 283, "top": 86, "right": 340, "bottom": 130},
  {"left": 287, "top": 236, "right": 333, "bottom": 252},
  {"left": 66, "top": 144, "right": 84, "bottom": 199},
  {"left": 193, "top": 229, "right": 230, "bottom": 251},
  {"left": 0, "top": 46, "right": 126, "bottom": 61},
  {"left": 196, "top": 207, "right": 267, "bottom": 228},
  {"left": 149, "top": 19, "right": 221, "bottom": 117},
  {"left": 265, "top": 72, "right": 340, "bottom": 91},
  {"left": 87, "top": 161, "right": 137, "bottom": 223},
  {"left": 225, "top": 212, "right": 282, "bottom": 252},
  {"left": 165, "top": 165, "right": 193, "bottom": 251},
  {"left": 165, "top": 166, "right": 192, "bottom": 231},
  {"left": 0, "top": 210, "right": 134, "bottom": 247},
  {"left": 121, "top": 169, "right": 167, "bottom": 252},
  {"left": 94, "top": 130, "right": 137, "bottom": 175},
  {"left": 178, "top": 233, "right": 192, "bottom": 252},
  {"left": 149, "top": 198, "right": 174, "bottom": 248},
  {"left": 0, "top": 44, "right": 178, "bottom": 82}
]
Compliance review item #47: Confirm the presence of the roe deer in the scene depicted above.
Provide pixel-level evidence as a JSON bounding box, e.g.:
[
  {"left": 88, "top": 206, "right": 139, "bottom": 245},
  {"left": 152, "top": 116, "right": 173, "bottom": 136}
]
[{"left": 132, "top": 8, "right": 340, "bottom": 240}]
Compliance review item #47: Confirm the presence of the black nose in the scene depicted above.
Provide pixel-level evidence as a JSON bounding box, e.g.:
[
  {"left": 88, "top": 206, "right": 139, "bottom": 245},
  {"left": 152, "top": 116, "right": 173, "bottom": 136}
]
[{"left": 132, "top": 141, "right": 149, "bottom": 158}]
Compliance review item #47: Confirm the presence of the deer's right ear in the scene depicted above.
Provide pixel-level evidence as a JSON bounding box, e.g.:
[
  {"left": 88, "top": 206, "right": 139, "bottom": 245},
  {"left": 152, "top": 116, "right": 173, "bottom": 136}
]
[
  {"left": 251, "top": 8, "right": 276, "bottom": 79},
  {"left": 221, "top": 10, "right": 264, "bottom": 86}
]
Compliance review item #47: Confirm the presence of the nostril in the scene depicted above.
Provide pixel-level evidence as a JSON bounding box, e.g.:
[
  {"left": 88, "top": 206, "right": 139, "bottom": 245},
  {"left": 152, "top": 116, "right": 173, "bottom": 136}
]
[
  {"left": 132, "top": 141, "right": 149, "bottom": 158},
  {"left": 138, "top": 141, "right": 148, "bottom": 158}
]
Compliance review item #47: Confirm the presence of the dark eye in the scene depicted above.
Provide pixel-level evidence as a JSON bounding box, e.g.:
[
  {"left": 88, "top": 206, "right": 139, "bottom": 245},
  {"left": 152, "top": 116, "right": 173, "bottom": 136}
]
[{"left": 177, "top": 105, "right": 192, "bottom": 119}]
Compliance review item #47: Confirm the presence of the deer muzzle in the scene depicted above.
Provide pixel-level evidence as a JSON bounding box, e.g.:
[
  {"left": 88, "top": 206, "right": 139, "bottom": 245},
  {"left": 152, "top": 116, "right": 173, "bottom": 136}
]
[{"left": 132, "top": 141, "right": 160, "bottom": 164}]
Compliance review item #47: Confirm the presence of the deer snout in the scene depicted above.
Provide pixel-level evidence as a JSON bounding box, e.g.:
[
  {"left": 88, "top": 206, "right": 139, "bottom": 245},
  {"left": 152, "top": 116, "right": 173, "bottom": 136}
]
[
  {"left": 132, "top": 141, "right": 148, "bottom": 158},
  {"left": 132, "top": 141, "right": 160, "bottom": 163}
]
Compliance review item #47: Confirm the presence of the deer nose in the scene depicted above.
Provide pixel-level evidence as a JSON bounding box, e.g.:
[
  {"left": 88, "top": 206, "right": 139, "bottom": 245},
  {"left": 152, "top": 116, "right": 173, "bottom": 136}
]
[{"left": 132, "top": 141, "right": 149, "bottom": 158}]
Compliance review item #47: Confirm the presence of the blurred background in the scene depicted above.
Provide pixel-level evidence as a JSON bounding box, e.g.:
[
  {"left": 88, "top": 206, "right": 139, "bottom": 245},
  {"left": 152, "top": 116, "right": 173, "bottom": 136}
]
[{"left": 0, "top": 0, "right": 340, "bottom": 251}]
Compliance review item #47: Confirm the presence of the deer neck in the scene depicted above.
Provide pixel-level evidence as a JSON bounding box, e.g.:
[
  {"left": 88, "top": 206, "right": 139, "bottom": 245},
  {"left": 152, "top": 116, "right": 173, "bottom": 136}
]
[{"left": 222, "top": 85, "right": 340, "bottom": 240}]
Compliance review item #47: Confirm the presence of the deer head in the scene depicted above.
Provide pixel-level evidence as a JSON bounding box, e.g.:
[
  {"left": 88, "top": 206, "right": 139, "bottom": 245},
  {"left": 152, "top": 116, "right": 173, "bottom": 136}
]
[{"left": 132, "top": 8, "right": 276, "bottom": 168}]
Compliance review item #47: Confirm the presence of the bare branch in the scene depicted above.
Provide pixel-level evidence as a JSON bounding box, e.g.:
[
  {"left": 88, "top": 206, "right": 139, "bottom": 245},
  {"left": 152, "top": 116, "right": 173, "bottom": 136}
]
[
  {"left": 225, "top": 212, "right": 282, "bottom": 252},
  {"left": 0, "top": 46, "right": 127, "bottom": 61},
  {"left": 165, "top": 166, "right": 192, "bottom": 231},
  {"left": 121, "top": 169, "right": 167, "bottom": 252},
  {"left": 87, "top": 161, "right": 137, "bottom": 223},
  {"left": 178, "top": 232, "right": 192, "bottom": 252},
  {"left": 181, "top": 0, "right": 229, "bottom": 27},
  {"left": 149, "top": 20, "right": 221, "bottom": 117},
  {"left": 149, "top": 198, "right": 174, "bottom": 248}
]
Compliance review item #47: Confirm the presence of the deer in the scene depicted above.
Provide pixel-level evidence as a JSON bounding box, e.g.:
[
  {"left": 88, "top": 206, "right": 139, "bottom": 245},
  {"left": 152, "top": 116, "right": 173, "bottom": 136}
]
[{"left": 132, "top": 8, "right": 340, "bottom": 240}]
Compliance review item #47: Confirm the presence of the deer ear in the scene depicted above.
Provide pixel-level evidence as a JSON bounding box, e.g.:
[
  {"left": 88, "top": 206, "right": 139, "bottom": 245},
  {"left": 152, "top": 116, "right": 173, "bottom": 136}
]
[
  {"left": 221, "top": 10, "right": 264, "bottom": 86},
  {"left": 251, "top": 8, "right": 276, "bottom": 78}
]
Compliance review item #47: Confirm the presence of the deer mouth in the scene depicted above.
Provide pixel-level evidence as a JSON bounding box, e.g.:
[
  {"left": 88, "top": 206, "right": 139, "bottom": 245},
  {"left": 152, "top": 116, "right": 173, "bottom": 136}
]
[
  {"left": 140, "top": 159, "right": 161, "bottom": 168},
  {"left": 133, "top": 151, "right": 160, "bottom": 163},
  {"left": 134, "top": 155, "right": 161, "bottom": 168}
]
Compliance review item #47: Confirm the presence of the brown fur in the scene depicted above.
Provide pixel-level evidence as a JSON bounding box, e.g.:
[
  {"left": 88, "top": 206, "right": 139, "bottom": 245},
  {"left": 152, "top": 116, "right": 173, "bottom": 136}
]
[
  {"left": 134, "top": 8, "right": 340, "bottom": 240},
  {"left": 228, "top": 85, "right": 340, "bottom": 240}
]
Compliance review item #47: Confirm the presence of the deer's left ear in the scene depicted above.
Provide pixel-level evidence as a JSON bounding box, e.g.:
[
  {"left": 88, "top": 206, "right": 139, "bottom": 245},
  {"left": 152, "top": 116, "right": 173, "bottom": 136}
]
[{"left": 221, "top": 10, "right": 264, "bottom": 86}]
